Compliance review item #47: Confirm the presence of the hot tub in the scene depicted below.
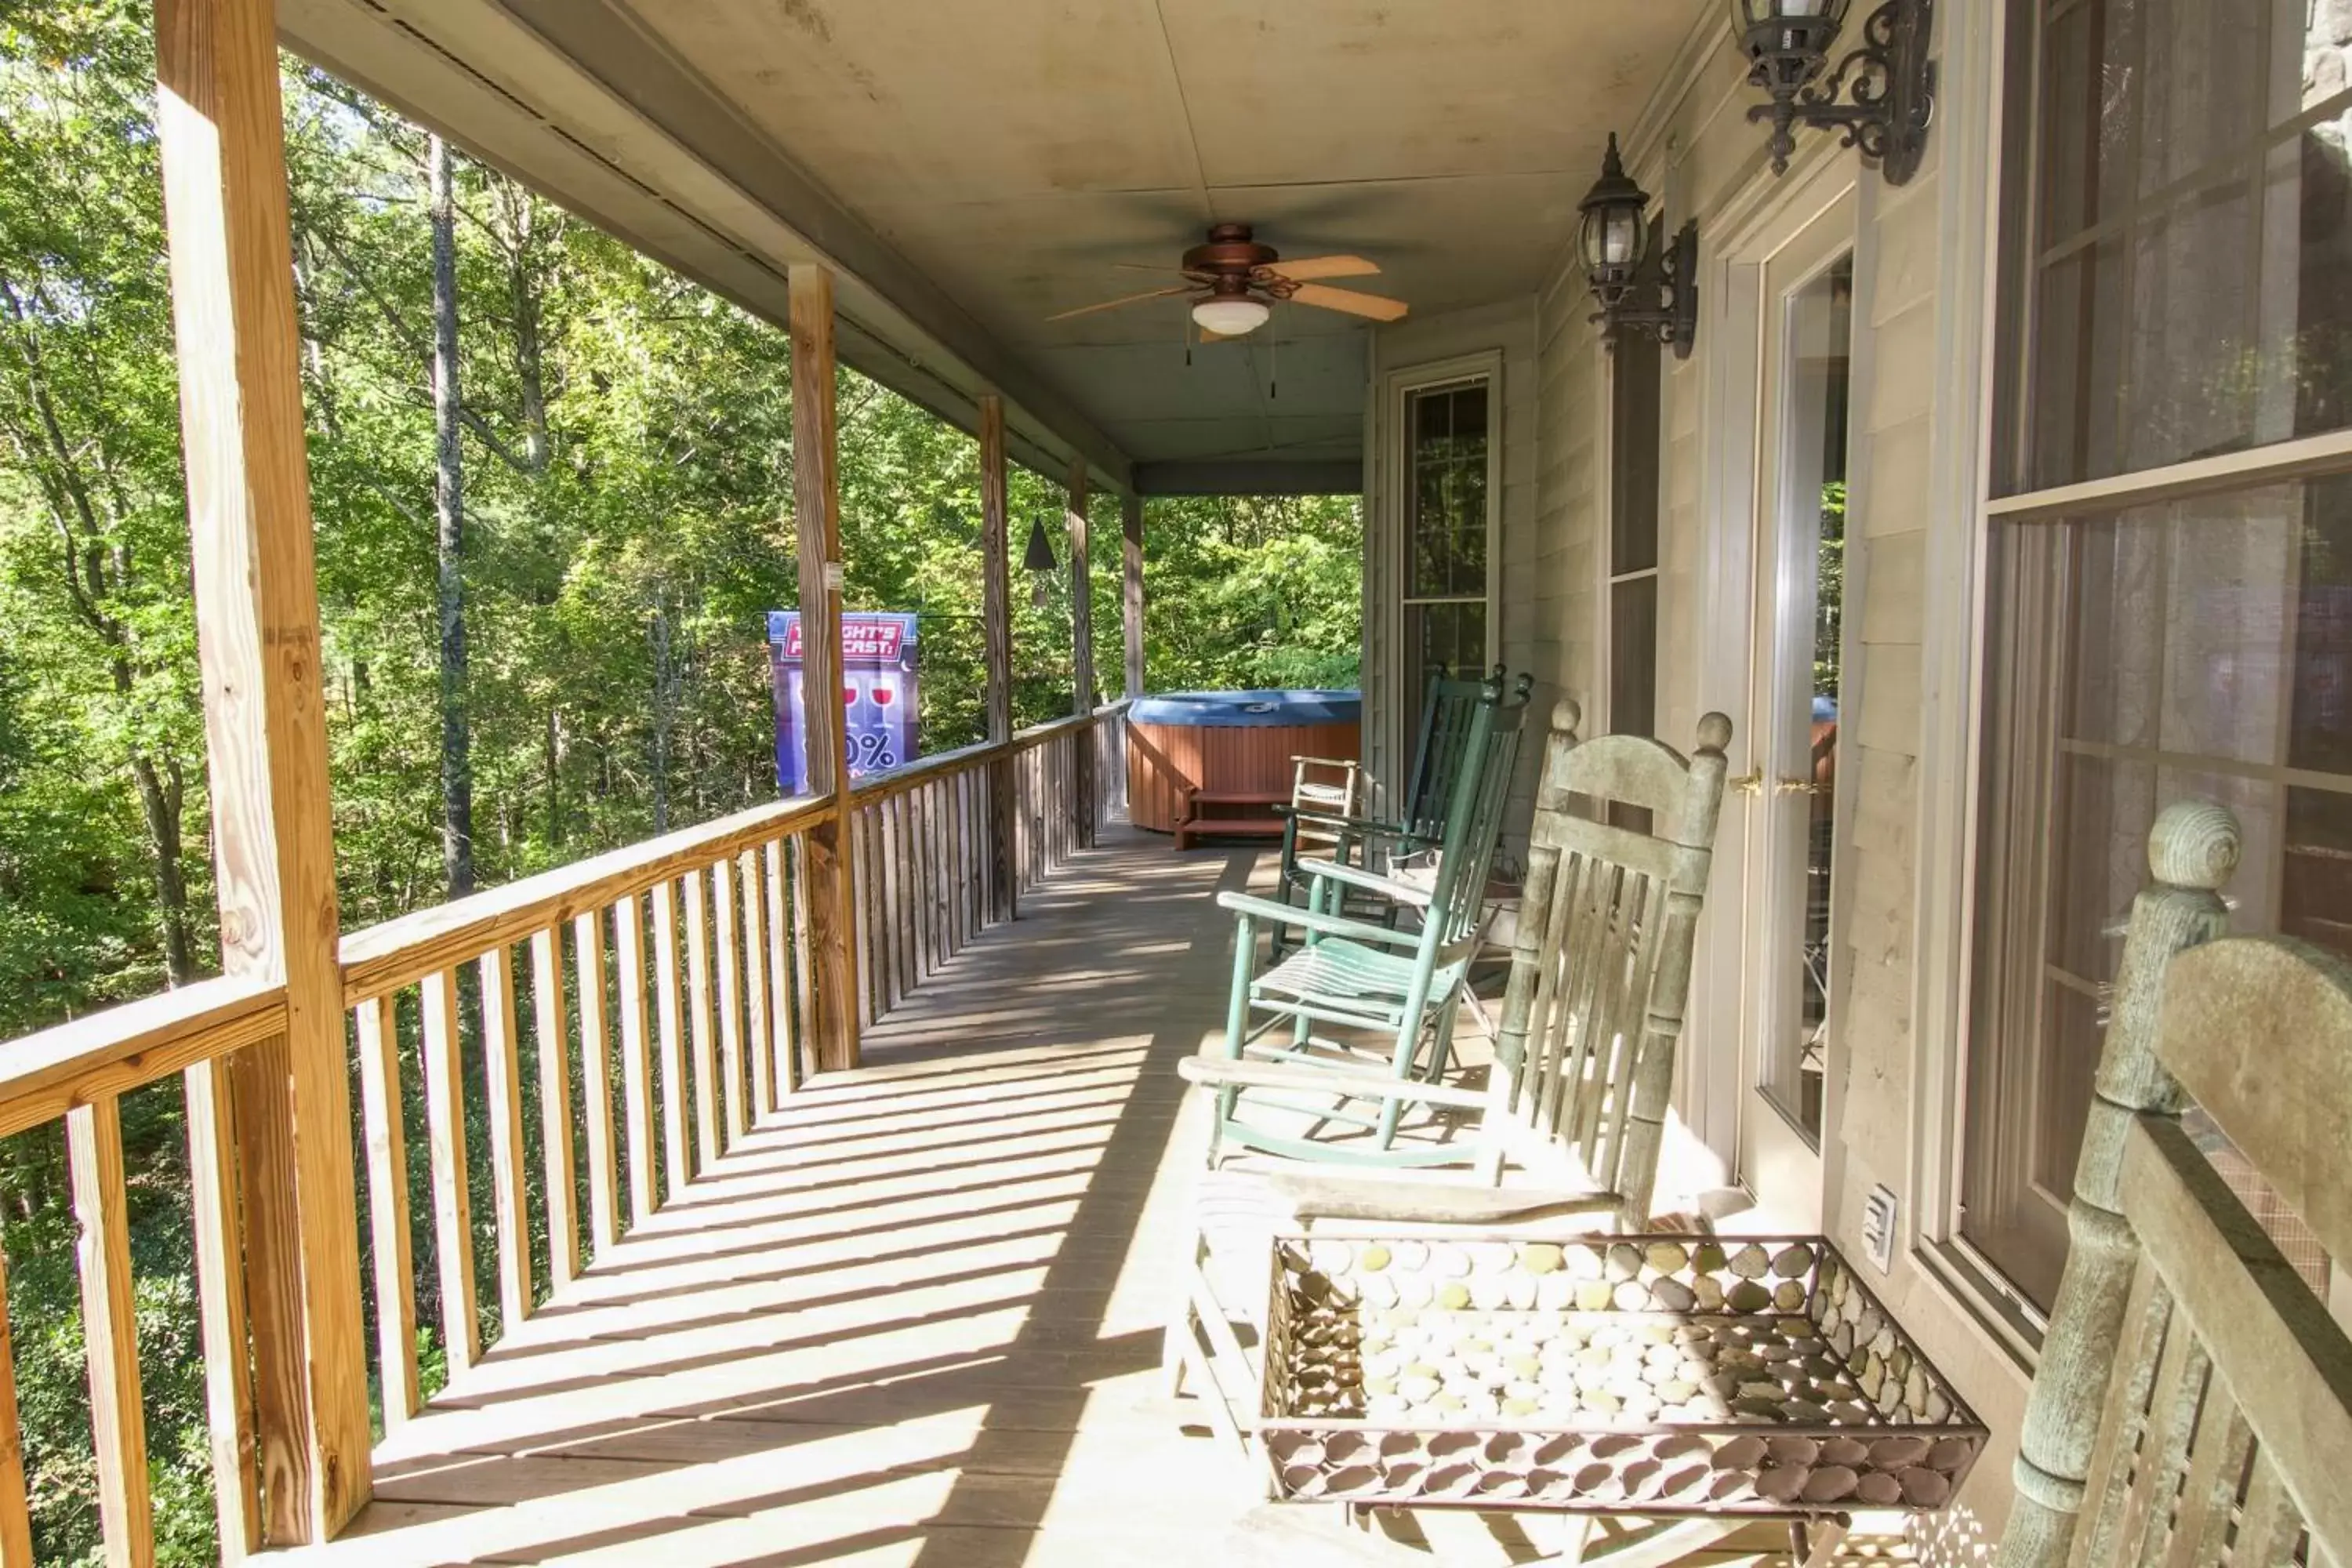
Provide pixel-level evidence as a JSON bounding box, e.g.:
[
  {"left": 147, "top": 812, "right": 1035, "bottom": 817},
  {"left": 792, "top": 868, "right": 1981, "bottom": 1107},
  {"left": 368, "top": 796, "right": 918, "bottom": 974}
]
[{"left": 1126, "top": 689, "right": 1362, "bottom": 837}]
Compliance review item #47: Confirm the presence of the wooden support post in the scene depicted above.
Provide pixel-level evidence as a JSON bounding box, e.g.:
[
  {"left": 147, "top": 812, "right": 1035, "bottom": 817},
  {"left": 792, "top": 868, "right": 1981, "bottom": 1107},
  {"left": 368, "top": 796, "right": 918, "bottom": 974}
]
[
  {"left": 981, "top": 394, "right": 1017, "bottom": 924},
  {"left": 789, "top": 265, "right": 859, "bottom": 1072},
  {"left": 1121, "top": 492, "right": 1145, "bottom": 700},
  {"left": 154, "top": 0, "right": 371, "bottom": 1537},
  {"left": 1066, "top": 458, "right": 1095, "bottom": 849}
]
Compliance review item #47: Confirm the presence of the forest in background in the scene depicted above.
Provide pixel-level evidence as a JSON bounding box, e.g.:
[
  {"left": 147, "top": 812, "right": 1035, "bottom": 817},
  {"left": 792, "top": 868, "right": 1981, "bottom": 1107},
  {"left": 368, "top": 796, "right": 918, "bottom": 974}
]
[{"left": 0, "top": 2, "right": 1360, "bottom": 1557}]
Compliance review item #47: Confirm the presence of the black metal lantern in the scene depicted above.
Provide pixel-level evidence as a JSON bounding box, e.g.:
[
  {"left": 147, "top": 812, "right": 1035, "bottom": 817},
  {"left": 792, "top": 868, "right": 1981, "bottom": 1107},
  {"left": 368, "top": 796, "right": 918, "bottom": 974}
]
[
  {"left": 1730, "top": 0, "right": 1934, "bottom": 186},
  {"left": 1576, "top": 136, "right": 1699, "bottom": 360}
]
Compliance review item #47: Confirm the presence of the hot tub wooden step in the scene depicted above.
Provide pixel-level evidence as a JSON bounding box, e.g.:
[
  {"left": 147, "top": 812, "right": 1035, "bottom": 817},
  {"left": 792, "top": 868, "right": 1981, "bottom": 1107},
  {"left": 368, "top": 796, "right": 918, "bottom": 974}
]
[{"left": 1177, "top": 786, "right": 1290, "bottom": 850}]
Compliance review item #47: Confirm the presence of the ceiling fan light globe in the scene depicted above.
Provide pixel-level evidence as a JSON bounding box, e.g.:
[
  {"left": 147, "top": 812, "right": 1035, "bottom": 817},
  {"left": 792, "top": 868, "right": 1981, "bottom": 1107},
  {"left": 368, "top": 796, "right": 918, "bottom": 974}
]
[{"left": 1192, "top": 296, "right": 1271, "bottom": 336}]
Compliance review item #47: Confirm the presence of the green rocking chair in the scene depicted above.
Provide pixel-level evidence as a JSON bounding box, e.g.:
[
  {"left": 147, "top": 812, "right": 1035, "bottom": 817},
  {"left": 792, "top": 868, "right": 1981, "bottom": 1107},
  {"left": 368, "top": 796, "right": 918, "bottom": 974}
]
[
  {"left": 1208, "top": 671, "right": 1533, "bottom": 1165},
  {"left": 1268, "top": 669, "right": 1527, "bottom": 956}
]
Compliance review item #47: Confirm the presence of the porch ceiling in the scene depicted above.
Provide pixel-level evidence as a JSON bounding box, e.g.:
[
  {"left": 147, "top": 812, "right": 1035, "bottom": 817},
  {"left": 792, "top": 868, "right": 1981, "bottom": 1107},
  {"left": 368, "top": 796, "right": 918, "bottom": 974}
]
[{"left": 278, "top": 0, "right": 1703, "bottom": 494}]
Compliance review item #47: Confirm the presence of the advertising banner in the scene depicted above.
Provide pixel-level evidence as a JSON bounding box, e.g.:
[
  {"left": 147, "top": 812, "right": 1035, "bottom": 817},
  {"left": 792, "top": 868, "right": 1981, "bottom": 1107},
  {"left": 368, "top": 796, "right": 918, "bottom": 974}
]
[{"left": 767, "top": 610, "right": 921, "bottom": 795}]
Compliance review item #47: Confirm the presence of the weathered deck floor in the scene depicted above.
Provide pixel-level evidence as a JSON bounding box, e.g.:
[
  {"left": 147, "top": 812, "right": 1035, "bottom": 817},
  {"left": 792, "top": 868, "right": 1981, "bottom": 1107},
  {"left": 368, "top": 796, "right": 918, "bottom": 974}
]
[{"left": 281, "top": 825, "right": 1882, "bottom": 1567}]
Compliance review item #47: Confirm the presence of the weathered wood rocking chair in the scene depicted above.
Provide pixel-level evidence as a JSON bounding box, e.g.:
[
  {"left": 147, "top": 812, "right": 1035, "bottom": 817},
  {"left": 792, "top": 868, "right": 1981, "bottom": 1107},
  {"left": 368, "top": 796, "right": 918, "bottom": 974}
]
[
  {"left": 1200, "top": 673, "right": 1534, "bottom": 1163},
  {"left": 1169, "top": 705, "right": 1735, "bottom": 1455},
  {"left": 2000, "top": 800, "right": 2352, "bottom": 1567}
]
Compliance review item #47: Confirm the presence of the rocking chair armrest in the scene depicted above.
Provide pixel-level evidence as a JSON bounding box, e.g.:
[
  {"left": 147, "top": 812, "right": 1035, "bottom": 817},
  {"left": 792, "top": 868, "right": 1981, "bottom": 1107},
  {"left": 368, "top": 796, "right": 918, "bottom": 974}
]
[
  {"left": 1260, "top": 1171, "right": 1621, "bottom": 1228},
  {"left": 1271, "top": 805, "right": 1438, "bottom": 851},
  {"left": 1215, "top": 891, "right": 1421, "bottom": 949},
  {"left": 1302, "top": 858, "right": 1434, "bottom": 907},
  {"left": 1176, "top": 1054, "right": 1493, "bottom": 1111}
]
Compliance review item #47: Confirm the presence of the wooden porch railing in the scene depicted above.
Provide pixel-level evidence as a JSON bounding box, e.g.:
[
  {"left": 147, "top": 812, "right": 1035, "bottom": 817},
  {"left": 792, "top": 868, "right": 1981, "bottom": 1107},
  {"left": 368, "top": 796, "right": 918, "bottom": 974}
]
[{"left": 0, "top": 702, "right": 1124, "bottom": 1564}]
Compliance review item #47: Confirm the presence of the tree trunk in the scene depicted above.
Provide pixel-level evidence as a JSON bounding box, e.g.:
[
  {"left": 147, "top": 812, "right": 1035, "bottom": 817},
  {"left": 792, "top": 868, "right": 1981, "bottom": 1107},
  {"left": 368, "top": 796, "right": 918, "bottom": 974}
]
[
  {"left": 430, "top": 134, "right": 474, "bottom": 898},
  {"left": 649, "top": 604, "right": 673, "bottom": 836},
  {"left": 545, "top": 705, "right": 563, "bottom": 850},
  {"left": 506, "top": 189, "right": 550, "bottom": 474},
  {"left": 129, "top": 755, "right": 193, "bottom": 985}
]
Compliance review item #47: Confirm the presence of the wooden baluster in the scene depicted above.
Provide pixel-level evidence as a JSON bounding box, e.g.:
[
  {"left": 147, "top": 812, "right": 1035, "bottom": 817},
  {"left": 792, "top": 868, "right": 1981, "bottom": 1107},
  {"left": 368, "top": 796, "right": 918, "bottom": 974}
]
[
  {"left": 714, "top": 856, "right": 749, "bottom": 1146},
  {"left": 891, "top": 794, "right": 913, "bottom": 1002},
  {"left": 683, "top": 867, "right": 720, "bottom": 1174},
  {"left": 186, "top": 1052, "right": 262, "bottom": 1555},
  {"left": 876, "top": 804, "right": 896, "bottom": 1014},
  {"left": 775, "top": 838, "right": 804, "bottom": 1097},
  {"left": 573, "top": 909, "right": 622, "bottom": 1254},
  {"left": 481, "top": 946, "right": 533, "bottom": 1328},
  {"left": 0, "top": 1236, "right": 35, "bottom": 1566},
  {"left": 419, "top": 969, "right": 479, "bottom": 1376},
  {"left": 649, "top": 879, "right": 690, "bottom": 1199},
  {"left": 868, "top": 807, "right": 888, "bottom": 1018},
  {"left": 69, "top": 1096, "right": 151, "bottom": 1568},
  {"left": 851, "top": 810, "right": 873, "bottom": 1027},
  {"left": 741, "top": 847, "right": 775, "bottom": 1120},
  {"left": 351, "top": 996, "right": 419, "bottom": 1435},
  {"left": 613, "top": 894, "right": 657, "bottom": 1228},
  {"left": 532, "top": 928, "right": 579, "bottom": 1292},
  {"left": 790, "top": 839, "right": 817, "bottom": 1084},
  {"left": 916, "top": 783, "right": 938, "bottom": 979}
]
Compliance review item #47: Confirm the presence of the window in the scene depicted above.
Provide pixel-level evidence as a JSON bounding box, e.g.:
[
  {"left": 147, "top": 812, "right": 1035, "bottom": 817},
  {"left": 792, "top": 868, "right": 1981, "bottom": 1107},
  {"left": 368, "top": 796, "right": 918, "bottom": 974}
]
[
  {"left": 1402, "top": 379, "right": 1494, "bottom": 724},
  {"left": 1964, "top": 0, "right": 2352, "bottom": 1313},
  {"left": 1609, "top": 217, "right": 1665, "bottom": 741}
]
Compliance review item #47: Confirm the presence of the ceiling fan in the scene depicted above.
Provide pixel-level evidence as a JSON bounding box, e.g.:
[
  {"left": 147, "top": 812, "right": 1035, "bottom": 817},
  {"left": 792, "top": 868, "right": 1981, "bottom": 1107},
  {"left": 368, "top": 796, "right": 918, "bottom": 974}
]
[{"left": 1047, "top": 223, "right": 1407, "bottom": 336}]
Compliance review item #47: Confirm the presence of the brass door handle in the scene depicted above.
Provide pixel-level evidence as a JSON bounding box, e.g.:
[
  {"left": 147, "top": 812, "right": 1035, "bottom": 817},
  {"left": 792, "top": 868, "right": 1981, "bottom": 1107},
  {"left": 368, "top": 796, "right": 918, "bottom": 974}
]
[
  {"left": 1728, "top": 770, "right": 1765, "bottom": 796},
  {"left": 1774, "top": 775, "right": 1829, "bottom": 797}
]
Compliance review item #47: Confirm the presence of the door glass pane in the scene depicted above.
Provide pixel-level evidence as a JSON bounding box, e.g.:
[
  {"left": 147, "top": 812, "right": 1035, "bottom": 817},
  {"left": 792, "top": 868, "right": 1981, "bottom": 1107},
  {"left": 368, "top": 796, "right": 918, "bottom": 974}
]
[
  {"left": 1611, "top": 218, "right": 1665, "bottom": 583},
  {"left": 2002, "top": 0, "right": 2352, "bottom": 495},
  {"left": 1401, "top": 378, "right": 1491, "bottom": 727},
  {"left": 1405, "top": 382, "right": 1489, "bottom": 598},
  {"left": 1964, "top": 476, "right": 2352, "bottom": 1311},
  {"left": 1403, "top": 601, "right": 1489, "bottom": 725},
  {"left": 1762, "top": 256, "right": 1853, "bottom": 1142}
]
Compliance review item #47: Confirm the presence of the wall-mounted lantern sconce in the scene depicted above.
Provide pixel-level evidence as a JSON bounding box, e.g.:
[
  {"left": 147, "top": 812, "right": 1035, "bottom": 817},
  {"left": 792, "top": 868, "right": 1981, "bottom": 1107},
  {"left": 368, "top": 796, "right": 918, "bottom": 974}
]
[
  {"left": 1730, "top": 0, "right": 1935, "bottom": 186},
  {"left": 1023, "top": 512, "right": 1058, "bottom": 608},
  {"left": 1577, "top": 136, "right": 1698, "bottom": 360}
]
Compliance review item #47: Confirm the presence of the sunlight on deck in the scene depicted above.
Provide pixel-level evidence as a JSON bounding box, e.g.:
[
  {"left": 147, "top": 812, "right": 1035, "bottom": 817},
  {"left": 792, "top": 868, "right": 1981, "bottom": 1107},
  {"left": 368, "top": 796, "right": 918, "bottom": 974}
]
[
  {"left": 282, "top": 826, "right": 1256, "bottom": 1566},
  {"left": 275, "top": 827, "right": 1868, "bottom": 1566}
]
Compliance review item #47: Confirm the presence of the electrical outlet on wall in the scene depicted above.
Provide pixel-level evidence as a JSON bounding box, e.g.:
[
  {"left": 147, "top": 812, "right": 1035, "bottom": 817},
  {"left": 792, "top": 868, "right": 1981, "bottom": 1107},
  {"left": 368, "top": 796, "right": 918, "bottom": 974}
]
[{"left": 1860, "top": 1185, "right": 1899, "bottom": 1273}]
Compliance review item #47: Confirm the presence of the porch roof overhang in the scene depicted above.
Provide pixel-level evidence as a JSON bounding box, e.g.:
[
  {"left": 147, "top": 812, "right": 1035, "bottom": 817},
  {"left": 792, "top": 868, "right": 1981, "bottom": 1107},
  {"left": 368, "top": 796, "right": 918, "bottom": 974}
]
[{"left": 278, "top": 0, "right": 1702, "bottom": 496}]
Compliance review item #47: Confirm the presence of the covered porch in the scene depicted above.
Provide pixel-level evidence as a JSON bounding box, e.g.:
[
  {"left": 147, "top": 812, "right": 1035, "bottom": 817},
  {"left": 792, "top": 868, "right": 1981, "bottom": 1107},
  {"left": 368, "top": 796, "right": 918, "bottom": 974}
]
[{"left": 5, "top": 0, "right": 2223, "bottom": 1559}]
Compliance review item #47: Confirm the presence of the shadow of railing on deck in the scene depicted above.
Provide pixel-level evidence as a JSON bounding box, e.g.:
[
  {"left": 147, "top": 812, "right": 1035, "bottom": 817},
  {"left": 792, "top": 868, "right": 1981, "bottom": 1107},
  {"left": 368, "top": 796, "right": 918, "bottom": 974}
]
[{"left": 322, "top": 826, "right": 1254, "bottom": 1566}]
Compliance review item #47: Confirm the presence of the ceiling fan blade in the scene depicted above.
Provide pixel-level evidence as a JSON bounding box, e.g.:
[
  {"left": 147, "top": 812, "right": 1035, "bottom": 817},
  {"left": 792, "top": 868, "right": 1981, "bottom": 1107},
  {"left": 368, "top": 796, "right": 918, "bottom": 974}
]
[
  {"left": 1290, "top": 283, "right": 1410, "bottom": 321},
  {"left": 1044, "top": 285, "right": 1195, "bottom": 322},
  {"left": 1112, "top": 262, "right": 1192, "bottom": 274},
  {"left": 1266, "top": 254, "right": 1380, "bottom": 281}
]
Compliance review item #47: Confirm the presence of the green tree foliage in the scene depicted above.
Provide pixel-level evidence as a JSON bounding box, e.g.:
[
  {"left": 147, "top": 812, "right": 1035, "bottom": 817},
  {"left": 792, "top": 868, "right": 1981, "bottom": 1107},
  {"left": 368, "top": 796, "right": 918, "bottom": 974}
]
[{"left": 0, "top": 6, "right": 1359, "bottom": 1559}]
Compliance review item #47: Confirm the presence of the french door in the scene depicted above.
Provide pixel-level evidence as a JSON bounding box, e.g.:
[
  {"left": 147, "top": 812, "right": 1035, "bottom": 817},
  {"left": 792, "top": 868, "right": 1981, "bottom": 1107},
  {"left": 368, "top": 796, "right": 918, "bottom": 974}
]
[{"left": 1731, "top": 189, "right": 1857, "bottom": 1229}]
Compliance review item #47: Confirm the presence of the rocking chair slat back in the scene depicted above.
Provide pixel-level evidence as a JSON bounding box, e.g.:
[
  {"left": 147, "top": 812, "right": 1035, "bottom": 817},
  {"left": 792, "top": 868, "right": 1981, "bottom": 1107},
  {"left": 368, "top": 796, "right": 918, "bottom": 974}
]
[
  {"left": 1491, "top": 704, "right": 1730, "bottom": 1228},
  {"left": 1422, "top": 673, "right": 1536, "bottom": 951},
  {"left": 1401, "top": 672, "right": 1500, "bottom": 841},
  {"left": 2000, "top": 801, "right": 2352, "bottom": 1568}
]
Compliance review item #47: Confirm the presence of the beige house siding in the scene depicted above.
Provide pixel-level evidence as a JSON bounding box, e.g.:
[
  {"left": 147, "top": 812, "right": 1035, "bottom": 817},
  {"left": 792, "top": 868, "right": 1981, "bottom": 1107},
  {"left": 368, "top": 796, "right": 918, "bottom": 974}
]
[{"left": 1515, "top": 6, "right": 2030, "bottom": 1552}]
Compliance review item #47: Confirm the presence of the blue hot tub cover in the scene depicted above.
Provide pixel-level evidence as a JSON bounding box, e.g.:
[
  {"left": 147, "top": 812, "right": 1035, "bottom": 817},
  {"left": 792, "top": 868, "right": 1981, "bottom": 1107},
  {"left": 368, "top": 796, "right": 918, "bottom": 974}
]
[{"left": 1128, "top": 689, "right": 1362, "bottom": 727}]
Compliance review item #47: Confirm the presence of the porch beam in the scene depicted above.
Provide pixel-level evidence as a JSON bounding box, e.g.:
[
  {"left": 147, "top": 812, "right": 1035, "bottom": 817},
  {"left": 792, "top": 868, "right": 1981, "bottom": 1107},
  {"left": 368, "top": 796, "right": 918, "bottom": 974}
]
[
  {"left": 1066, "top": 458, "right": 1094, "bottom": 848},
  {"left": 154, "top": 0, "right": 372, "bottom": 1539},
  {"left": 980, "top": 394, "right": 1016, "bottom": 923},
  {"left": 787, "top": 264, "right": 859, "bottom": 1073},
  {"left": 1132, "top": 458, "right": 1363, "bottom": 496},
  {"left": 1122, "top": 493, "right": 1145, "bottom": 700}
]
